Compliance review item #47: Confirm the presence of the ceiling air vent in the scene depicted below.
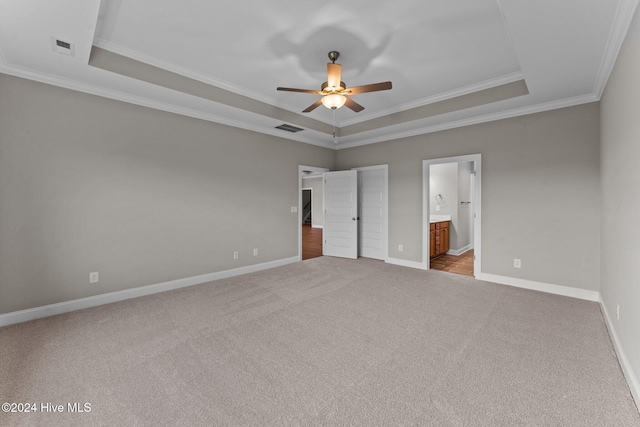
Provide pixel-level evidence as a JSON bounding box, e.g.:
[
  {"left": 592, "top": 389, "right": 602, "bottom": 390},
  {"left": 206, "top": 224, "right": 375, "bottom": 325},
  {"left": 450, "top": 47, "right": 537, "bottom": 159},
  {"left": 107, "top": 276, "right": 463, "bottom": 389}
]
[
  {"left": 275, "top": 124, "right": 304, "bottom": 133},
  {"left": 50, "top": 37, "right": 76, "bottom": 57}
]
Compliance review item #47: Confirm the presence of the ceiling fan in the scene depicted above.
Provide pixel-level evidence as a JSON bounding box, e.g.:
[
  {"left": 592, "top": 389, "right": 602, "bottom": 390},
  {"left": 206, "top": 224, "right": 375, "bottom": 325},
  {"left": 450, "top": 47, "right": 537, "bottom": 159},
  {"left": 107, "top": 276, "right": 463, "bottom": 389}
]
[{"left": 277, "top": 51, "right": 392, "bottom": 113}]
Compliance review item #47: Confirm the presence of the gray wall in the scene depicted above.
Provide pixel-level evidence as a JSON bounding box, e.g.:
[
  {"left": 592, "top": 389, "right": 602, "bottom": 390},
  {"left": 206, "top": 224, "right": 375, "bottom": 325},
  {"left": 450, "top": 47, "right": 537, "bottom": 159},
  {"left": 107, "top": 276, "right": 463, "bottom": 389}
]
[
  {"left": 302, "top": 177, "right": 324, "bottom": 228},
  {"left": 0, "top": 74, "right": 335, "bottom": 314},
  {"left": 600, "top": 40, "right": 640, "bottom": 393},
  {"left": 0, "top": 73, "right": 603, "bottom": 311},
  {"left": 336, "top": 103, "right": 601, "bottom": 291}
]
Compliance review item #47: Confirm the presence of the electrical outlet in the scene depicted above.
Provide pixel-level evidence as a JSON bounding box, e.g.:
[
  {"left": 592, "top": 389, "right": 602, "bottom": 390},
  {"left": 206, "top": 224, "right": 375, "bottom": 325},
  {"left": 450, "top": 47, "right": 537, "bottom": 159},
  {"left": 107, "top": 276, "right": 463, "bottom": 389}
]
[
  {"left": 616, "top": 304, "right": 620, "bottom": 320},
  {"left": 514, "top": 259, "right": 521, "bottom": 268},
  {"left": 89, "top": 272, "right": 99, "bottom": 284},
  {"left": 291, "top": 206, "right": 298, "bottom": 213},
  {"left": 398, "top": 244, "right": 403, "bottom": 252},
  {"left": 233, "top": 251, "right": 239, "bottom": 260},
  {"left": 253, "top": 248, "right": 258, "bottom": 256}
]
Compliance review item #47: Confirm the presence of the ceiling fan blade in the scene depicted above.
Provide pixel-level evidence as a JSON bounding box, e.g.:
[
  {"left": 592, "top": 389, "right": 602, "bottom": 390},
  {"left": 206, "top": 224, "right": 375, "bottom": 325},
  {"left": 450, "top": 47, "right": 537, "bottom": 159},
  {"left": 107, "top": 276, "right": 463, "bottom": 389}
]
[
  {"left": 277, "top": 87, "right": 322, "bottom": 94},
  {"left": 344, "top": 97, "right": 365, "bottom": 113},
  {"left": 302, "top": 99, "right": 323, "bottom": 113},
  {"left": 327, "top": 63, "right": 342, "bottom": 89},
  {"left": 345, "top": 81, "right": 392, "bottom": 95}
]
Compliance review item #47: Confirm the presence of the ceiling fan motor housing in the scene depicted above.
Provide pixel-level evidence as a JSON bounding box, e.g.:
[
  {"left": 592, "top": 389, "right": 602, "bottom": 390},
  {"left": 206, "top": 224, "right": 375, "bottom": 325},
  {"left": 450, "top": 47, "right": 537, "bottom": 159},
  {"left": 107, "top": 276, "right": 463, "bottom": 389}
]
[{"left": 321, "top": 81, "right": 346, "bottom": 92}]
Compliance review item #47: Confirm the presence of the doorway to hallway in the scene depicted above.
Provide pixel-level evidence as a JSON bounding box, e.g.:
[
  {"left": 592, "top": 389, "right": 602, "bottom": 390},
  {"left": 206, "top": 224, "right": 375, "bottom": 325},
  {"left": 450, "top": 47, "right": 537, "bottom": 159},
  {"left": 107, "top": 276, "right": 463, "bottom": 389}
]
[
  {"left": 301, "top": 187, "right": 322, "bottom": 260},
  {"left": 299, "top": 165, "right": 328, "bottom": 261},
  {"left": 298, "top": 164, "right": 388, "bottom": 262}
]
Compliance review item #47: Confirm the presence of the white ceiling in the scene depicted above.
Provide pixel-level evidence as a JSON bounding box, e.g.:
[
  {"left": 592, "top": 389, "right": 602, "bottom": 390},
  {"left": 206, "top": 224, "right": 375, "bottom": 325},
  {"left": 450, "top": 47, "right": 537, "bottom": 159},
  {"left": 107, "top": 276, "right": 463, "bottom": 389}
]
[{"left": 0, "top": 0, "right": 638, "bottom": 149}]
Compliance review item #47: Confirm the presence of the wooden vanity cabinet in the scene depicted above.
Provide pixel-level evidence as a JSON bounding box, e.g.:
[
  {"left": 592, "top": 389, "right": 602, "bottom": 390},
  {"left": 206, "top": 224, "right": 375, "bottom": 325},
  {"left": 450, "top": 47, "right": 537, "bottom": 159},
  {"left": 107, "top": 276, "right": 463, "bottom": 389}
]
[{"left": 430, "top": 221, "right": 450, "bottom": 259}]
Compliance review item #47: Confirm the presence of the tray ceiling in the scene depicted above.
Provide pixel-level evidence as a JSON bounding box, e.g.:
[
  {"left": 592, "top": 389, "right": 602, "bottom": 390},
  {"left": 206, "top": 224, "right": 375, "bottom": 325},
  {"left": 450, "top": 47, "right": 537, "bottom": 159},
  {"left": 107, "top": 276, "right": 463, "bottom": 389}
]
[{"left": 0, "top": 0, "right": 638, "bottom": 149}]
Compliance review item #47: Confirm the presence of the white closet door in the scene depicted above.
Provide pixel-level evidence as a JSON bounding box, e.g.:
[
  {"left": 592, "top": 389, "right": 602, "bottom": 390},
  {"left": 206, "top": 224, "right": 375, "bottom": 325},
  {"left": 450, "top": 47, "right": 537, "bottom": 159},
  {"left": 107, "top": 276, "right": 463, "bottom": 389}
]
[
  {"left": 357, "top": 168, "right": 386, "bottom": 260},
  {"left": 323, "top": 170, "right": 358, "bottom": 259}
]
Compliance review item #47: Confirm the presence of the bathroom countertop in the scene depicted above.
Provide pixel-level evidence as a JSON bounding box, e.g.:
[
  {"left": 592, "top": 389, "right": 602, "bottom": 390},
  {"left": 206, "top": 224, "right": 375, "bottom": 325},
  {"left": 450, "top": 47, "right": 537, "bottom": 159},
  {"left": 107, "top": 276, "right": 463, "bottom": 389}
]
[{"left": 429, "top": 215, "right": 452, "bottom": 223}]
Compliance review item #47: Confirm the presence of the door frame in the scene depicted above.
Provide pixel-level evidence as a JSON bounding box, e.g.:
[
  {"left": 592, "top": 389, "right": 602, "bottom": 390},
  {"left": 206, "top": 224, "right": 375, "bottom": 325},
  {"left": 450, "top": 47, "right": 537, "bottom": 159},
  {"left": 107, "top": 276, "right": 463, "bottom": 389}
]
[
  {"left": 298, "top": 165, "right": 329, "bottom": 261},
  {"left": 353, "top": 164, "right": 389, "bottom": 261},
  {"left": 422, "top": 154, "right": 482, "bottom": 275}
]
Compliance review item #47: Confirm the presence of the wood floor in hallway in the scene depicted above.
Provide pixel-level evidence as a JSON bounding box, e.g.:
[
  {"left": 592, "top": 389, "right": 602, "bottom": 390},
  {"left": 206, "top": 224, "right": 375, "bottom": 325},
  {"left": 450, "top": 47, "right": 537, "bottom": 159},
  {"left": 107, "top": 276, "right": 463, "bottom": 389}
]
[{"left": 302, "top": 224, "right": 322, "bottom": 260}]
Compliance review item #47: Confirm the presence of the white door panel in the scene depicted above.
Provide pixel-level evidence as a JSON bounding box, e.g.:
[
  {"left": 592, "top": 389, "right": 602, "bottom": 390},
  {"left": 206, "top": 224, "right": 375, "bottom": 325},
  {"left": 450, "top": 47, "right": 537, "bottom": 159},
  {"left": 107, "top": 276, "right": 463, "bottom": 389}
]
[
  {"left": 323, "top": 170, "right": 358, "bottom": 259},
  {"left": 362, "top": 192, "right": 383, "bottom": 201},
  {"left": 362, "top": 207, "right": 383, "bottom": 218},
  {"left": 361, "top": 238, "right": 383, "bottom": 249},
  {"left": 357, "top": 168, "right": 387, "bottom": 260}
]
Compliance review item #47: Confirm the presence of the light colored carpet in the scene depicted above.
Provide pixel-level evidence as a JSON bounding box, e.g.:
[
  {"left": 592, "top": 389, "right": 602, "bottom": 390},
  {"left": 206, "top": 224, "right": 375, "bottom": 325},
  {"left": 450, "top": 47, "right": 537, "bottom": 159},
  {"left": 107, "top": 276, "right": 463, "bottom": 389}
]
[{"left": 1, "top": 256, "right": 638, "bottom": 426}]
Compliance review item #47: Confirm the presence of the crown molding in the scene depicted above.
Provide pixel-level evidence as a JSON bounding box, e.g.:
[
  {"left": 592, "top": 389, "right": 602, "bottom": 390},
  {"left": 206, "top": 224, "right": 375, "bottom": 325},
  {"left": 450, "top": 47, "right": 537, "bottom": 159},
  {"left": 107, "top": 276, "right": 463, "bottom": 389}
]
[
  {"left": 336, "top": 71, "right": 525, "bottom": 127},
  {"left": 0, "top": 62, "right": 336, "bottom": 150},
  {"left": 92, "top": 38, "right": 309, "bottom": 120},
  {"left": 593, "top": 0, "right": 640, "bottom": 98},
  {"left": 1, "top": 58, "right": 598, "bottom": 153},
  {"left": 0, "top": 57, "right": 600, "bottom": 153},
  {"left": 334, "top": 93, "right": 598, "bottom": 150},
  {"left": 92, "top": 40, "right": 530, "bottom": 131}
]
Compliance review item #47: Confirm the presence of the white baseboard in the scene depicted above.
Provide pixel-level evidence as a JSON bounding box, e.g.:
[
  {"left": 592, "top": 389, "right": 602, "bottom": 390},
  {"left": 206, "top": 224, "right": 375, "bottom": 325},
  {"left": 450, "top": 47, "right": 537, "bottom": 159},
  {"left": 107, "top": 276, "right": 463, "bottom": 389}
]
[
  {"left": 599, "top": 297, "right": 640, "bottom": 408},
  {"left": 476, "top": 272, "right": 600, "bottom": 302},
  {"left": 0, "top": 256, "right": 299, "bottom": 327},
  {"left": 386, "top": 257, "right": 428, "bottom": 270},
  {"left": 311, "top": 224, "right": 323, "bottom": 229},
  {"left": 2, "top": 256, "right": 638, "bottom": 409},
  {"left": 446, "top": 244, "right": 473, "bottom": 256}
]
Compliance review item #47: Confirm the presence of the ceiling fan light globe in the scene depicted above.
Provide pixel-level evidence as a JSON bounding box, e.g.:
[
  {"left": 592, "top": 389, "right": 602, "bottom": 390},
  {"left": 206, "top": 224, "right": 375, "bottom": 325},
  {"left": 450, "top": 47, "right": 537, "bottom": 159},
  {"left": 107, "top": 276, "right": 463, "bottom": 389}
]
[{"left": 322, "top": 94, "right": 346, "bottom": 110}]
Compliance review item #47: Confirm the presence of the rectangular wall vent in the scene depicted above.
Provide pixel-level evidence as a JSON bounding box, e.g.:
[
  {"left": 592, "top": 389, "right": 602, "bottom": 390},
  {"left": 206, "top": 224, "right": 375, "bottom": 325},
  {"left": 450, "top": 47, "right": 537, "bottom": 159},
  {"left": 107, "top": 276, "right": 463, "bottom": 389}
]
[
  {"left": 50, "top": 37, "right": 75, "bottom": 57},
  {"left": 275, "top": 124, "right": 304, "bottom": 133},
  {"left": 56, "top": 40, "right": 71, "bottom": 49}
]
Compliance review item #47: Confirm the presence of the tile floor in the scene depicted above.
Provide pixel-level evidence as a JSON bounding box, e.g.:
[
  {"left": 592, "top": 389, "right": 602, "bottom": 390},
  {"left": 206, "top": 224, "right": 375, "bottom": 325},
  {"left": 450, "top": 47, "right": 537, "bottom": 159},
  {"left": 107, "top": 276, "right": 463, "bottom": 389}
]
[{"left": 430, "top": 249, "right": 474, "bottom": 276}]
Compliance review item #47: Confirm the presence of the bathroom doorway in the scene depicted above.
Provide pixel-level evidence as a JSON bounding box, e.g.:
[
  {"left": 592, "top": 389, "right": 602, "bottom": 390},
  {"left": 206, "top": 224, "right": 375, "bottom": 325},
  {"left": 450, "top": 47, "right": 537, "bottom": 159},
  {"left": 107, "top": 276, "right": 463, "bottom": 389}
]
[{"left": 423, "top": 155, "right": 481, "bottom": 277}]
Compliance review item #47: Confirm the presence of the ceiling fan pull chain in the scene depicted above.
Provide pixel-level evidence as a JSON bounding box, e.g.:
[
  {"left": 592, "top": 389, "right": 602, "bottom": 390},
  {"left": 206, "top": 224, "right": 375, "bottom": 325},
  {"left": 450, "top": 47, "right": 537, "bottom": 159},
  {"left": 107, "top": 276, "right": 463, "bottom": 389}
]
[{"left": 333, "top": 108, "right": 338, "bottom": 144}]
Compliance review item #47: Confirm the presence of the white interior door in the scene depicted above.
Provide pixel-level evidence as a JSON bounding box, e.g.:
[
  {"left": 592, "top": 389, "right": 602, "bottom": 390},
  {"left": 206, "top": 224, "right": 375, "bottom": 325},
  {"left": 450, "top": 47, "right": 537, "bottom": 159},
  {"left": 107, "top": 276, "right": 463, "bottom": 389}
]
[
  {"left": 323, "top": 170, "right": 358, "bottom": 259},
  {"left": 356, "top": 166, "right": 387, "bottom": 260}
]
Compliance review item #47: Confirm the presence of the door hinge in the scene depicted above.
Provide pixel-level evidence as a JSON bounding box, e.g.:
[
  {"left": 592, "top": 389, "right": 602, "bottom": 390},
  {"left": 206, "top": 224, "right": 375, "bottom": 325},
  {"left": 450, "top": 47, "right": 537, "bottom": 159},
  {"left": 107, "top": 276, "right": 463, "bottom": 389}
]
[
  {"left": 472, "top": 170, "right": 477, "bottom": 176},
  {"left": 473, "top": 255, "right": 476, "bottom": 260}
]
